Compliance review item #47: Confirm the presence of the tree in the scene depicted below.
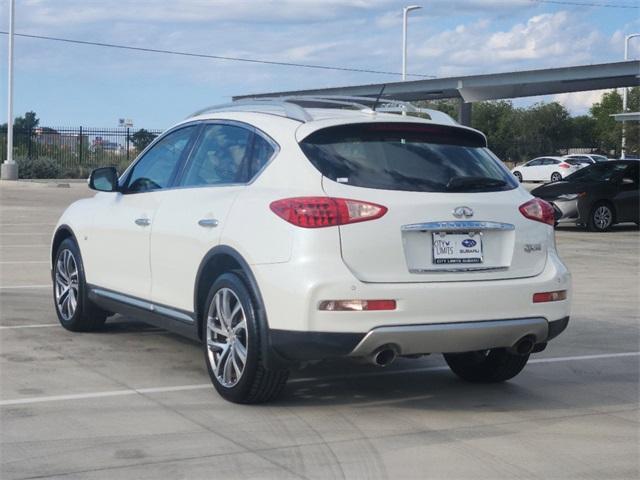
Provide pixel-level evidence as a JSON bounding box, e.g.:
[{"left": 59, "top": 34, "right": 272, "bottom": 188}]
[
  {"left": 590, "top": 90, "right": 623, "bottom": 156},
  {"left": 130, "top": 129, "right": 157, "bottom": 152},
  {"left": 471, "top": 101, "right": 518, "bottom": 161},
  {"left": 14, "top": 111, "right": 39, "bottom": 131}
]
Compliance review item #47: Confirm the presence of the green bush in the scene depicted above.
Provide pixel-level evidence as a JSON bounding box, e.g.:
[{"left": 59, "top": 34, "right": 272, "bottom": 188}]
[{"left": 16, "top": 157, "right": 62, "bottom": 179}]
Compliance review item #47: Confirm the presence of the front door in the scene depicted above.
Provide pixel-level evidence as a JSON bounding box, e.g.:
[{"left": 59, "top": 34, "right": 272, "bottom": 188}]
[{"left": 83, "top": 125, "right": 198, "bottom": 300}]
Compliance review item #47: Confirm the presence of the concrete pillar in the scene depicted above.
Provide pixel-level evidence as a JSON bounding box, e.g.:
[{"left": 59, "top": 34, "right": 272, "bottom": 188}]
[{"left": 458, "top": 100, "right": 472, "bottom": 126}]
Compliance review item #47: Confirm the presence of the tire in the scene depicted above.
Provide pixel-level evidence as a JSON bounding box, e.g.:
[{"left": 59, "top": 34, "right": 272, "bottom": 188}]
[
  {"left": 588, "top": 202, "right": 614, "bottom": 232},
  {"left": 513, "top": 171, "right": 522, "bottom": 183},
  {"left": 550, "top": 172, "right": 562, "bottom": 182},
  {"left": 443, "top": 349, "right": 529, "bottom": 383},
  {"left": 203, "top": 273, "right": 289, "bottom": 404},
  {"left": 53, "top": 238, "right": 108, "bottom": 331}
]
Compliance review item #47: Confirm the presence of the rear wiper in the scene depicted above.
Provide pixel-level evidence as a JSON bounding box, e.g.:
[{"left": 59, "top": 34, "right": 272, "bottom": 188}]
[{"left": 446, "top": 176, "right": 507, "bottom": 191}]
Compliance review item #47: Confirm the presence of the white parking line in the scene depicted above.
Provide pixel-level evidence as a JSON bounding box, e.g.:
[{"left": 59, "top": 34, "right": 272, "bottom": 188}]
[
  {"left": 0, "top": 261, "right": 49, "bottom": 264},
  {"left": 0, "top": 324, "right": 58, "bottom": 330},
  {"left": 0, "top": 223, "right": 56, "bottom": 226},
  {"left": 0, "top": 351, "right": 637, "bottom": 407},
  {"left": 0, "top": 285, "right": 50, "bottom": 290}
]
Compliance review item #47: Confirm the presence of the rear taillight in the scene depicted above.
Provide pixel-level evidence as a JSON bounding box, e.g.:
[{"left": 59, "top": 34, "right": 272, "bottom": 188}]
[
  {"left": 519, "top": 198, "right": 555, "bottom": 226},
  {"left": 559, "top": 163, "right": 570, "bottom": 169},
  {"left": 270, "top": 197, "right": 387, "bottom": 228},
  {"left": 533, "top": 290, "right": 567, "bottom": 303},
  {"left": 318, "top": 299, "right": 397, "bottom": 311}
]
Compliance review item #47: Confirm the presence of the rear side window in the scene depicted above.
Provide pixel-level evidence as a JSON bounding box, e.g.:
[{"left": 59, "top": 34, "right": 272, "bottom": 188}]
[
  {"left": 249, "top": 134, "right": 275, "bottom": 177},
  {"left": 299, "top": 123, "right": 517, "bottom": 192},
  {"left": 181, "top": 124, "right": 252, "bottom": 187}
]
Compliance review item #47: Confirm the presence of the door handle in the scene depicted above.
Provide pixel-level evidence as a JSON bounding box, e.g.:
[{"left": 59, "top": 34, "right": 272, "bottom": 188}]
[
  {"left": 135, "top": 217, "right": 151, "bottom": 227},
  {"left": 198, "top": 218, "right": 219, "bottom": 228}
]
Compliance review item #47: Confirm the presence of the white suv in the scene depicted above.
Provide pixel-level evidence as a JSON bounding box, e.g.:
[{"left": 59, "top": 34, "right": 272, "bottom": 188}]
[{"left": 51, "top": 97, "right": 571, "bottom": 403}]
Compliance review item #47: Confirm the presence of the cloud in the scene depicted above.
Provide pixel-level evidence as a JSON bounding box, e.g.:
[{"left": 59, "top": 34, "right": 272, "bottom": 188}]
[{"left": 553, "top": 90, "right": 609, "bottom": 115}]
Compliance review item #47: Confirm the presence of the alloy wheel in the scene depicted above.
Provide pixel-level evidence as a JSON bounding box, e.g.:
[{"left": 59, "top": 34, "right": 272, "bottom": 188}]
[
  {"left": 593, "top": 205, "right": 612, "bottom": 230},
  {"left": 55, "top": 249, "right": 79, "bottom": 321},
  {"left": 551, "top": 173, "right": 562, "bottom": 182},
  {"left": 206, "top": 288, "right": 248, "bottom": 388}
]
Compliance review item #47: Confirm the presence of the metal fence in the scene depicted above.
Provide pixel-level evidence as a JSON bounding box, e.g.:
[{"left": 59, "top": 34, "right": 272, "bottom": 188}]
[{"left": 0, "top": 126, "right": 164, "bottom": 178}]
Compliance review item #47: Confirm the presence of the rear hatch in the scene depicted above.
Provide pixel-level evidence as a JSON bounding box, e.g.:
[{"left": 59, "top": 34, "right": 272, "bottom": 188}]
[{"left": 299, "top": 121, "right": 549, "bottom": 283}]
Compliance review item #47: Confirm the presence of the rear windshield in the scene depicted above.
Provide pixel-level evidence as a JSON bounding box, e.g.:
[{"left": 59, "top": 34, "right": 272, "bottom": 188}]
[{"left": 299, "top": 123, "right": 518, "bottom": 193}]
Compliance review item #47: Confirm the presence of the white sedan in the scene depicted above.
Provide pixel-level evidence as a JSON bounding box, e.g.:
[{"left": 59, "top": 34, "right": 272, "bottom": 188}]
[{"left": 512, "top": 156, "right": 583, "bottom": 183}]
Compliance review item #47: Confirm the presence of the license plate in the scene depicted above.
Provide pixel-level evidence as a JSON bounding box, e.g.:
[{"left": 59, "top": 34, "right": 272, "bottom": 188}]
[{"left": 432, "top": 232, "right": 483, "bottom": 264}]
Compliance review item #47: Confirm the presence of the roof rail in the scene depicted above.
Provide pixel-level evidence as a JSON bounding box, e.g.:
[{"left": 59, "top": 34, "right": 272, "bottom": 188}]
[{"left": 189, "top": 95, "right": 458, "bottom": 126}]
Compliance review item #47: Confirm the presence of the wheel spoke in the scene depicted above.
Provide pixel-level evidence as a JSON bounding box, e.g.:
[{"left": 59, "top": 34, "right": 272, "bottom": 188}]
[
  {"left": 233, "top": 318, "right": 246, "bottom": 335},
  {"left": 234, "top": 340, "right": 247, "bottom": 364},
  {"left": 207, "top": 339, "right": 227, "bottom": 352},
  {"left": 231, "top": 351, "right": 242, "bottom": 378},
  {"left": 222, "top": 347, "right": 234, "bottom": 384},
  {"left": 214, "top": 344, "right": 230, "bottom": 378},
  {"left": 207, "top": 315, "right": 228, "bottom": 338}
]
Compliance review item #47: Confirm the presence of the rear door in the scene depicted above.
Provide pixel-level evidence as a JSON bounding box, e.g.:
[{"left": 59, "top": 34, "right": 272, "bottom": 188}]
[
  {"left": 149, "top": 122, "right": 275, "bottom": 312},
  {"left": 300, "top": 122, "right": 550, "bottom": 283}
]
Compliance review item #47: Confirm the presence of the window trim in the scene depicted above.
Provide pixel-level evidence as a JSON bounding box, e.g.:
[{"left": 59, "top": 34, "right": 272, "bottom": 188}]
[
  {"left": 172, "top": 119, "right": 280, "bottom": 190},
  {"left": 119, "top": 122, "right": 202, "bottom": 194}
]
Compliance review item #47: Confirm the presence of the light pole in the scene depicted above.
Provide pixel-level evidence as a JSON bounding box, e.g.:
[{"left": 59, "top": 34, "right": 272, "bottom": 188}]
[
  {"left": 621, "top": 33, "right": 639, "bottom": 159},
  {"left": 402, "top": 5, "right": 422, "bottom": 82},
  {"left": 1, "top": 0, "right": 17, "bottom": 180}
]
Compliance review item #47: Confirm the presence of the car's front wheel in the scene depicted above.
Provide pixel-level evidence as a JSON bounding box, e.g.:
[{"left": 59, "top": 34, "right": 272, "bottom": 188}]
[
  {"left": 203, "top": 273, "right": 288, "bottom": 403},
  {"left": 513, "top": 171, "right": 522, "bottom": 183},
  {"left": 443, "top": 349, "right": 529, "bottom": 383},
  {"left": 53, "top": 238, "right": 108, "bottom": 331}
]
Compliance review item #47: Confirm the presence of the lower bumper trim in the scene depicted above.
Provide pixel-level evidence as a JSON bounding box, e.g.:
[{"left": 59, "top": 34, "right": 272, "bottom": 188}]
[{"left": 348, "top": 317, "right": 550, "bottom": 357}]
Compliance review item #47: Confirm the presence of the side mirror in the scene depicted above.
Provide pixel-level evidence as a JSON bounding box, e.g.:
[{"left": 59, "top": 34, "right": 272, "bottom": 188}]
[{"left": 89, "top": 167, "right": 119, "bottom": 192}]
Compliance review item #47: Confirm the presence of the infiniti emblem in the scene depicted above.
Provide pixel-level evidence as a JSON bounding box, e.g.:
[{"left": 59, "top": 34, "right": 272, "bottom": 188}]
[{"left": 453, "top": 206, "right": 474, "bottom": 218}]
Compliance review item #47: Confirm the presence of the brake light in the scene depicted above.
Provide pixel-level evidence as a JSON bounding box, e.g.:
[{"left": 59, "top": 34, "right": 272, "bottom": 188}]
[
  {"left": 533, "top": 290, "right": 567, "bottom": 303},
  {"left": 519, "top": 198, "right": 555, "bottom": 226},
  {"left": 318, "top": 300, "right": 397, "bottom": 311},
  {"left": 559, "top": 163, "right": 570, "bottom": 169},
  {"left": 270, "top": 197, "right": 387, "bottom": 228}
]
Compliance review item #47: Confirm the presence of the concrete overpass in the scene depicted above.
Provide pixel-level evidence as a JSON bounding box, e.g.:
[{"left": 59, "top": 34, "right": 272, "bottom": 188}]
[{"left": 235, "top": 60, "right": 640, "bottom": 125}]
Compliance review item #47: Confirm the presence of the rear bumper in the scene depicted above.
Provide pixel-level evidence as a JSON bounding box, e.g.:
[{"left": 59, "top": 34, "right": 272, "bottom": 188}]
[
  {"left": 271, "top": 317, "right": 570, "bottom": 361},
  {"left": 252, "top": 250, "right": 571, "bottom": 334}
]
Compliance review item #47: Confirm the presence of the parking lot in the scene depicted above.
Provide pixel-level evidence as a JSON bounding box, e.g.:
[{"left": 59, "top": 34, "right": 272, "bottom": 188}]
[{"left": 0, "top": 180, "right": 638, "bottom": 480}]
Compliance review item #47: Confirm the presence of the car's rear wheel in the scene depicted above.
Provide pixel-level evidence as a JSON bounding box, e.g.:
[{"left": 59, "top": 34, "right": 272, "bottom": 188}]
[
  {"left": 550, "top": 172, "right": 562, "bottom": 182},
  {"left": 513, "top": 171, "right": 522, "bottom": 182},
  {"left": 203, "top": 273, "right": 288, "bottom": 403},
  {"left": 53, "top": 238, "right": 108, "bottom": 331},
  {"left": 443, "top": 349, "right": 529, "bottom": 383},
  {"left": 588, "top": 203, "right": 614, "bottom": 232}
]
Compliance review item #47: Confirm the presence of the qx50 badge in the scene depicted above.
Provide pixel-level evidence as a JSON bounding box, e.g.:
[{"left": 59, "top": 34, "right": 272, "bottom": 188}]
[{"left": 453, "top": 206, "right": 474, "bottom": 218}]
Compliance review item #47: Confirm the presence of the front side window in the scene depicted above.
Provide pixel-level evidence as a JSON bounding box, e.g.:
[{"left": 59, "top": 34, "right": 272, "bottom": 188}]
[
  {"left": 126, "top": 126, "right": 196, "bottom": 193},
  {"left": 300, "top": 123, "right": 517, "bottom": 193},
  {"left": 181, "top": 124, "right": 252, "bottom": 187}
]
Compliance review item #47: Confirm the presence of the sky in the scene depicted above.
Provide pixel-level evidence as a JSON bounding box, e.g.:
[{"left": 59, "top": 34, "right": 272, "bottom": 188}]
[{"left": 0, "top": 0, "right": 638, "bottom": 129}]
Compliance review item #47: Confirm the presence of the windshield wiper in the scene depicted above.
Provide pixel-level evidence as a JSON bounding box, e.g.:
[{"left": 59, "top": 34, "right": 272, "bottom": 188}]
[{"left": 446, "top": 176, "right": 507, "bottom": 191}]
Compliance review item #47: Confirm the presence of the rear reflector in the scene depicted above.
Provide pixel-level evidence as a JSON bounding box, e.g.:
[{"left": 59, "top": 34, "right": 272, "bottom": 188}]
[
  {"left": 270, "top": 197, "right": 387, "bottom": 228},
  {"left": 533, "top": 290, "right": 567, "bottom": 303},
  {"left": 318, "top": 300, "right": 397, "bottom": 311},
  {"left": 519, "top": 198, "right": 555, "bottom": 226}
]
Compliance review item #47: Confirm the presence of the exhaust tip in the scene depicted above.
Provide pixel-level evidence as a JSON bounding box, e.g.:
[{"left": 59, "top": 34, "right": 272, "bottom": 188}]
[
  {"left": 511, "top": 336, "right": 536, "bottom": 356},
  {"left": 372, "top": 347, "right": 397, "bottom": 367}
]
